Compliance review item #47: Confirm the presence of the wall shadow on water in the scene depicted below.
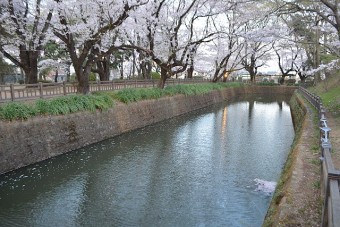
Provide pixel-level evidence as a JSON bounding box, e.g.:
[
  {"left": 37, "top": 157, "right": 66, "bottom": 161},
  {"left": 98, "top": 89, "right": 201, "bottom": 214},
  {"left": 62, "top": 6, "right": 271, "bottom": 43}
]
[{"left": 0, "top": 94, "right": 294, "bottom": 227}]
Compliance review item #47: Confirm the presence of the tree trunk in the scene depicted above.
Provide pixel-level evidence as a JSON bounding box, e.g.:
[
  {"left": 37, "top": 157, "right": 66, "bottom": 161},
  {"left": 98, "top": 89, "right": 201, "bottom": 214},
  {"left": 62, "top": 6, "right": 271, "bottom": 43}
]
[
  {"left": 298, "top": 72, "right": 307, "bottom": 84},
  {"left": 20, "top": 49, "right": 39, "bottom": 84},
  {"left": 141, "top": 60, "right": 152, "bottom": 79},
  {"left": 132, "top": 52, "right": 136, "bottom": 79},
  {"left": 96, "top": 59, "right": 110, "bottom": 81},
  {"left": 55, "top": 69, "right": 59, "bottom": 82},
  {"left": 158, "top": 68, "right": 167, "bottom": 88},
  {"left": 146, "top": 61, "right": 152, "bottom": 79},
  {"left": 66, "top": 61, "right": 71, "bottom": 82},
  {"left": 212, "top": 70, "right": 220, "bottom": 82},
  {"left": 23, "top": 65, "right": 38, "bottom": 84},
  {"left": 278, "top": 72, "right": 288, "bottom": 85},
  {"left": 120, "top": 57, "right": 124, "bottom": 79},
  {"left": 75, "top": 65, "right": 90, "bottom": 94},
  {"left": 250, "top": 72, "right": 256, "bottom": 84},
  {"left": 314, "top": 21, "right": 321, "bottom": 83},
  {"left": 222, "top": 70, "right": 228, "bottom": 82},
  {"left": 187, "top": 65, "right": 194, "bottom": 79}
]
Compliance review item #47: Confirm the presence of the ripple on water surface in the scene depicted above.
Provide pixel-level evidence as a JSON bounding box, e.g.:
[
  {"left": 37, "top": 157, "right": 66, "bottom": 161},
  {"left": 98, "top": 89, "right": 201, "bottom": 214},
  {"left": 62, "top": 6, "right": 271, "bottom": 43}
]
[{"left": 0, "top": 96, "right": 295, "bottom": 227}]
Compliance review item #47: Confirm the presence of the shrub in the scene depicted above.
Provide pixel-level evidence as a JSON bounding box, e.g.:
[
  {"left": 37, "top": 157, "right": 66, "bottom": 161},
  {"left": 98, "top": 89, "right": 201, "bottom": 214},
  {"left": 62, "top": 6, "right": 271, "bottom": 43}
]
[
  {"left": 257, "top": 81, "right": 278, "bottom": 86},
  {"left": 164, "top": 82, "right": 243, "bottom": 96},
  {"left": 0, "top": 94, "right": 114, "bottom": 121},
  {"left": 0, "top": 102, "right": 37, "bottom": 120},
  {"left": 278, "top": 77, "right": 285, "bottom": 84},
  {"left": 112, "top": 88, "right": 163, "bottom": 103},
  {"left": 150, "top": 72, "right": 161, "bottom": 79},
  {"left": 286, "top": 79, "right": 296, "bottom": 86},
  {"left": 89, "top": 72, "right": 97, "bottom": 81},
  {"left": 0, "top": 82, "right": 244, "bottom": 120}
]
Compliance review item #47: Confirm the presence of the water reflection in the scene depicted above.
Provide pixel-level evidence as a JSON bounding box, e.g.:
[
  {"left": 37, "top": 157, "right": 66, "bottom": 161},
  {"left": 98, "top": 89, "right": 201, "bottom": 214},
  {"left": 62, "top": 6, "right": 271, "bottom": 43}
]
[{"left": 0, "top": 95, "right": 294, "bottom": 227}]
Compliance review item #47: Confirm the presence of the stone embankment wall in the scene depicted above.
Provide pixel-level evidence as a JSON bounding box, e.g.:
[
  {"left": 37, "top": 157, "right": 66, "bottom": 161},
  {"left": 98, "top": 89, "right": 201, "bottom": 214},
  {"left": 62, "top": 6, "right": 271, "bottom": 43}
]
[
  {"left": 0, "top": 86, "right": 296, "bottom": 175},
  {"left": 289, "top": 92, "right": 307, "bottom": 130}
]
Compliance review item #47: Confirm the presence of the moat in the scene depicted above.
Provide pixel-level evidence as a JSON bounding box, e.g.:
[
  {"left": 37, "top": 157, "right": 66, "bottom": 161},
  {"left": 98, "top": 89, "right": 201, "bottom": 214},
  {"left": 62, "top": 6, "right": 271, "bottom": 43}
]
[{"left": 0, "top": 95, "right": 295, "bottom": 226}]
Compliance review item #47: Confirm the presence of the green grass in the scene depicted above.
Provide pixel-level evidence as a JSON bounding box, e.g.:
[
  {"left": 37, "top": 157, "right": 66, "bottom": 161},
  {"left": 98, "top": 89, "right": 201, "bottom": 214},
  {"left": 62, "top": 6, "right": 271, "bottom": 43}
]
[
  {"left": 0, "top": 94, "right": 114, "bottom": 121},
  {"left": 108, "top": 87, "right": 164, "bottom": 103},
  {"left": 97, "top": 82, "right": 244, "bottom": 103},
  {"left": 313, "top": 180, "right": 321, "bottom": 189},
  {"left": 0, "top": 82, "right": 244, "bottom": 120},
  {"left": 310, "top": 159, "right": 320, "bottom": 166},
  {"left": 0, "top": 102, "right": 37, "bottom": 120},
  {"left": 318, "top": 86, "right": 340, "bottom": 115},
  {"left": 308, "top": 76, "right": 340, "bottom": 116}
]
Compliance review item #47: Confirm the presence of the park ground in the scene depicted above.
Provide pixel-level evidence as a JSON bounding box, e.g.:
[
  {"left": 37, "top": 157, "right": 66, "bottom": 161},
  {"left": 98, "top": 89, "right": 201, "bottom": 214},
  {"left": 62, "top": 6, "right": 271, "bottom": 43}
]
[
  {"left": 0, "top": 77, "right": 339, "bottom": 226},
  {"left": 310, "top": 76, "right": 340, "bottom": 169},
  {"left": 264, "top": 75, "right": 340, "bottom": 226}
]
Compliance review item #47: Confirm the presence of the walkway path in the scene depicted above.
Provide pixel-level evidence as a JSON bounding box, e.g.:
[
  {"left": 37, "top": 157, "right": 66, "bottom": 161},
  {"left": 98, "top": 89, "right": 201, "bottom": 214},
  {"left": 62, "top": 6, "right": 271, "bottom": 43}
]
[{"left": 275, "top": 102, "right": 321, "bottom": 226}]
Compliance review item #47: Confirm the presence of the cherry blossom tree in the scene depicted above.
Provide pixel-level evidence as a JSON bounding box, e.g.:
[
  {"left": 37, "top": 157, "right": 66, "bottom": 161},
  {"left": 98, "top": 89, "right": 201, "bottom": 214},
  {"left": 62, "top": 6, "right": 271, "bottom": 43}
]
[
  {"left": 273, "top": 40, "right": 301, "bottom": 84},
  {"left": 52, "top": 0, "right": 148, "bottom": 94},
  {"left": 124, "top": 0, "right": 220, "bottom": 88},
  {"left": 273, "top": 0, "right": 340, "bottom": 81},
  {"left": 0, "top": 0, "right": 53, "bottom": 84},
  {"left": 277, "top": 0, "right": 340, "bottom": 41},
  {"left": 241, "top": 32, "right": 273, "bottom": 83},
  {"left": 39, "top": 40, "right": 71, "bottom": 82},
  {"left": 203, "top": 5, "right": 246, "bottom": 82},
  {"left": 196, "top": 1, "right": 279, "bottom": 83}
]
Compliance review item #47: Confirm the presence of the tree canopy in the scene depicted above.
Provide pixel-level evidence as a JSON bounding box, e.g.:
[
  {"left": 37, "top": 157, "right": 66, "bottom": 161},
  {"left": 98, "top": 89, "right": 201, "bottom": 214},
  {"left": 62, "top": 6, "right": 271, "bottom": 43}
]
[{"left": 0, "top": 0, "right": 338, "bottom": 92}]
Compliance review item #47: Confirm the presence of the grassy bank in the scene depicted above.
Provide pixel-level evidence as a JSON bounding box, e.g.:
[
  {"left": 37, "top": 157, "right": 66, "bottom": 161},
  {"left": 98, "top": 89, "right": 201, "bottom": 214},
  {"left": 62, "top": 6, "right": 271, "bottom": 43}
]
[
  {"left": 0, "top": 82, "right": 243, "bottom": 121},
  {"left": 308, "top": 76, "right": 340, "bottom": 116},
  {"left": 96, "top": 82, "right": 243, "bottom": 103}
]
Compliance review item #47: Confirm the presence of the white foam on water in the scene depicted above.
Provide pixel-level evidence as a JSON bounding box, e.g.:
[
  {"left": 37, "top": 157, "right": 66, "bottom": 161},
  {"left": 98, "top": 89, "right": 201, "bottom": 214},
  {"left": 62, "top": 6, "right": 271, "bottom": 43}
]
[{"left": 254, "top": 178, "right": 277, "bottom": 195}]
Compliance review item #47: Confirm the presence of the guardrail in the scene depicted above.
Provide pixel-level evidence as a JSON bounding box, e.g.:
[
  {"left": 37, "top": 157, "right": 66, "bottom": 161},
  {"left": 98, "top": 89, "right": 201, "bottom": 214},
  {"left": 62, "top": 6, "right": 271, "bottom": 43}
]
[
  {"left": 299, "top": 86, "right": 340, "bottom": 227},
  {"left": 0, "top": 78, "right": 209, "bottom": 103}
]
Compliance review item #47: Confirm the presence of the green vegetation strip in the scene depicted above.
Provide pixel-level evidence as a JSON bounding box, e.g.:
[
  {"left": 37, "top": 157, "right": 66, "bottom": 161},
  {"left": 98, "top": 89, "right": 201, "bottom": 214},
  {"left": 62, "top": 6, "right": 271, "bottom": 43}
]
[
  {"left": 0, "top": 94, "right": 114, "bottom": 121},
  {"left": 0, "top": 82, "right": 243, "bottom": 121},
  {"left": 318, "top": 87, "right": 340, "bottom": 115},
  {"left": 307, "top": 77, "right": 340, "bottom": 116},
  {"left": 100, "top": 82, "right": 244, "bottom": 103}
]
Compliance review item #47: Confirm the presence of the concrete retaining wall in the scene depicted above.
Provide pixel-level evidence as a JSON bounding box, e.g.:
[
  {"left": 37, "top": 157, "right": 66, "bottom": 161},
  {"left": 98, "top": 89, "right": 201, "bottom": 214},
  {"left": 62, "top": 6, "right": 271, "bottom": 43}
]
[{"left": 0, "top": 86, "right": 296, "bottom": 175}]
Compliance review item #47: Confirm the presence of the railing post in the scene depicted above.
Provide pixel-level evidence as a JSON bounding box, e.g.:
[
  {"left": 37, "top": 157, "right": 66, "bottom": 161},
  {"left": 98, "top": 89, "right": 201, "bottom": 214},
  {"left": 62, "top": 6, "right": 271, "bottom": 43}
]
[
  {"left": 39, "top": 82, "right": 43, "bottom": 99},
  {"left": 97, "top": 81, "right": 101, "bottom": 91},
  {"left": 10, "top": 84, "right": 15, "bottom": 101},
  {"left": 63, "top": 81, "right": 67, "bottom": 95},
  {"left": 320, "top": 107, "right": 326, "bottom": 120}
]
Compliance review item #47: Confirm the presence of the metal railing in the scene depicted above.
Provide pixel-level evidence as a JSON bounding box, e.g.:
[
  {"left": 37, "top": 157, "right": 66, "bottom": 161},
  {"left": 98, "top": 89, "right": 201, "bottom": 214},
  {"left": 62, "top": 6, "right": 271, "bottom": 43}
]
[
  {"left": 299, "top": 86, "right": 340, "bottom": 227},
  {"left": 0, "top": 78, "right": 209, "bottom": 103}
]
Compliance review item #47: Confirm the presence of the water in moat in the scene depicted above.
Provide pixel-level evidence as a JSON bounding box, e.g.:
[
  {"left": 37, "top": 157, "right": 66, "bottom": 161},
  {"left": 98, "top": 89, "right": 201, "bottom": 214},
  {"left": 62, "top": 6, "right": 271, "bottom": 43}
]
[{"left": 0, "top": 95, "right": 295, "bottom": 227}]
